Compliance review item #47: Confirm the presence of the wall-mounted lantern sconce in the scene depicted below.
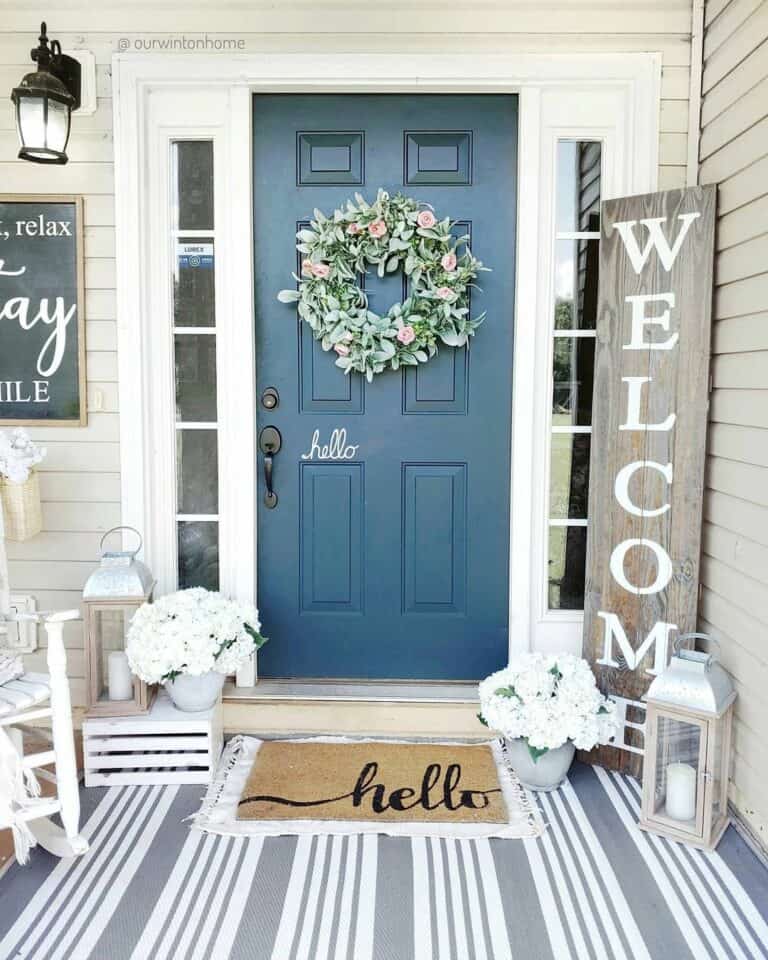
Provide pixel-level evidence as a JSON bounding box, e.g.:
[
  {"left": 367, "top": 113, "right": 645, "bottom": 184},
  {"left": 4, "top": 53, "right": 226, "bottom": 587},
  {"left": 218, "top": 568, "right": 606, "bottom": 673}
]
[{"left": 10, "top": 22, "right": 81, "bottom": 165}]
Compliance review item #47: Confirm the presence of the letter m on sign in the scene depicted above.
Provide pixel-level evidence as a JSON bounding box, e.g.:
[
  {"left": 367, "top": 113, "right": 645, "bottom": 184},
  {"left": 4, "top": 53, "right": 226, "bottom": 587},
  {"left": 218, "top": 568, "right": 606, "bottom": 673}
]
[{"left": 582, "top": 186, "right": 716, "bottom": 777}]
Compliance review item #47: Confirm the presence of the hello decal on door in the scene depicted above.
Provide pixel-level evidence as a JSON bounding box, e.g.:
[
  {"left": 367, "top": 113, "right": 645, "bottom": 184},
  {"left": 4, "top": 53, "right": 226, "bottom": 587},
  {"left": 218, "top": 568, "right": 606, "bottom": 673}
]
[{"left": 301, "top": 428, "right": 360, "bottom": 461}]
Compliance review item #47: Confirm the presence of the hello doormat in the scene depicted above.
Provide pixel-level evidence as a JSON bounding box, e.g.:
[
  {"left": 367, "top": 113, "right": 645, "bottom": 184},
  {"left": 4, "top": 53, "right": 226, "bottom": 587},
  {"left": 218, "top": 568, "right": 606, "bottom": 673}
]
[{"left": 191, "top": 736, "right": 542, "bottom": 840}]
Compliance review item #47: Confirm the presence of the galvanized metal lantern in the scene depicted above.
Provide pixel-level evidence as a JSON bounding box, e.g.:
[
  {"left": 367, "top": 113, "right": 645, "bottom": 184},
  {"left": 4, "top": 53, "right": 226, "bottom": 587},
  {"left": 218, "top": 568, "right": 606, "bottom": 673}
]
[
  {"left": 83, "top": 526, "right": 156, "bottom": 717},
  {"left": 640, "top": 633, "right": 735, "bottom": 850}
]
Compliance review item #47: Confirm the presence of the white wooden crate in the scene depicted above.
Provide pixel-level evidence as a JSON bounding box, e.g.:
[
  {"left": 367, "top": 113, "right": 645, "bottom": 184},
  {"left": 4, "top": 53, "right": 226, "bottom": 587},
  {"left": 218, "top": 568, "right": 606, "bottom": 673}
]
[{"left": 83, "top": 690, "right": 223, "bottom": 786}]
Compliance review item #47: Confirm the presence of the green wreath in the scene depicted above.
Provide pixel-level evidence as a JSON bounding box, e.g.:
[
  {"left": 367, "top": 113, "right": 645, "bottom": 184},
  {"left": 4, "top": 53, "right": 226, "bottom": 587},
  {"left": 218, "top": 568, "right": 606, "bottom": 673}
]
[{"left": 277, "top": 189, "right": 489, "bottom": 381}]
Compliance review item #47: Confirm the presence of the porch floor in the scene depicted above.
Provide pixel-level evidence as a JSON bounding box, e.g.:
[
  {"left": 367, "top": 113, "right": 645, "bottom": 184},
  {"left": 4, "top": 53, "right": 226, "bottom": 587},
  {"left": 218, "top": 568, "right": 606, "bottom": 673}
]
[{"left": 1, "top": 762, "right": 766, "bottom": 960}]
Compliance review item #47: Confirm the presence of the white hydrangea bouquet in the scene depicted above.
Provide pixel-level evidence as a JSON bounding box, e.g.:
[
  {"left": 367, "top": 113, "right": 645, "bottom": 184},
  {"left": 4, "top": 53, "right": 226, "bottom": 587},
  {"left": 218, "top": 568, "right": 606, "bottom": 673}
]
[
  {"left": 0, "top": 428, "right": 46, "bottom": 484},
  {"left": 126, "top": 587, "right": 266, "bottom": 685},
  {"left": 479, "top": 653, "right": 619, "bottom": 762}
]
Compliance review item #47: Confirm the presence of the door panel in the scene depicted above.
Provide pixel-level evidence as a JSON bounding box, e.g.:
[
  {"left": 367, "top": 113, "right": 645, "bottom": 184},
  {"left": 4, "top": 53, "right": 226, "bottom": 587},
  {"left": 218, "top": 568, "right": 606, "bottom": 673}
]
[{"left": 253, "top": 94, "right": 517, "bottom": 680}]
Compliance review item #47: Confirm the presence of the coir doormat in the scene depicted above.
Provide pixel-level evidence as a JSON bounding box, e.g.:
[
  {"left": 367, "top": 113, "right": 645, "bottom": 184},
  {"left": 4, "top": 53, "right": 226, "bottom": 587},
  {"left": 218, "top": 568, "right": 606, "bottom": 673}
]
[{"left": 191, "top": 736, "right": 542, "bottom": 839}]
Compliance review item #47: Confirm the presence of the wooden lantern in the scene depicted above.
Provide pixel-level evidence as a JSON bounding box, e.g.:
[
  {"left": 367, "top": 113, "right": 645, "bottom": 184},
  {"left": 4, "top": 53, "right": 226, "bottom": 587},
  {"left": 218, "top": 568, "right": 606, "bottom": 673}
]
[
  {"left": 640, "top": 633, "right": 735, "bottom": 850},
  {"left": 83, "top": 526, "right": 156, "bottom": 717}
]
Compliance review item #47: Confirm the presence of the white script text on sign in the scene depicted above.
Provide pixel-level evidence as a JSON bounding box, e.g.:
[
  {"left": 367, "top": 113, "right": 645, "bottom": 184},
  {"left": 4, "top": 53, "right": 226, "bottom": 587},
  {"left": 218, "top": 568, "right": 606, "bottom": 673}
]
[{"left": 0, "top": 197, "right": 85, "bottom": 426}]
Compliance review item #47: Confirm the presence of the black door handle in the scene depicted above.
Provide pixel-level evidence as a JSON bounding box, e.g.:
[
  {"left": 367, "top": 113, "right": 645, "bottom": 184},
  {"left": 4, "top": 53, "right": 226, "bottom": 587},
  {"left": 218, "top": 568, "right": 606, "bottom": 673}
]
[{"left": 258, "top": 426, "right": 282, "bottom": 508}]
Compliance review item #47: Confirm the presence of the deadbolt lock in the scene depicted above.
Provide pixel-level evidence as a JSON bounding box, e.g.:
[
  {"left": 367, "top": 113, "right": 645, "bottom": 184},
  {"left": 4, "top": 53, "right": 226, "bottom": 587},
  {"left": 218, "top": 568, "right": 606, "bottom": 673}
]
[{"left": 261, "top": 387, "right": 279, "bottom": 410}]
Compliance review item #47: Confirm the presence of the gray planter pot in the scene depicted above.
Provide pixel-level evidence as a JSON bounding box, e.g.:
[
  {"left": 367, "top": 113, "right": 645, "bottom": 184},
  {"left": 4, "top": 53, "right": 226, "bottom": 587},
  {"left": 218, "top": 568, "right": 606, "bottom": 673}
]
[
  {"left": 166, "top": 671, "right": 224, "bottom": 712},
  {"left": 505, "top": 738, "right": 575, "bottom": 792}
]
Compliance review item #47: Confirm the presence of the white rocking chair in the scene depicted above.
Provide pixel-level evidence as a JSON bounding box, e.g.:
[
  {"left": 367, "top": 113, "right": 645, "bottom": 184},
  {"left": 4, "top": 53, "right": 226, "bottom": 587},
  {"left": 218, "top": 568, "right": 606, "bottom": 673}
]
[
  {"left": 0, "top": 609, "right": 88, "bottom": 862},
  {"left": 0, "top": 498, "right": 87, "bottom": 863}
]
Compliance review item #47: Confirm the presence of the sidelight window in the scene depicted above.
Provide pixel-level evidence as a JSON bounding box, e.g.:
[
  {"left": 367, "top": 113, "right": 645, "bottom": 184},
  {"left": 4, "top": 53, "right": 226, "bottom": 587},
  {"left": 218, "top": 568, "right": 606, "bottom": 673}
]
[
  {"left": 171, "top": 140, "right": 220, "bottom": 591},
  {"left": 546, "top": 140, "right": 601, "bottom": 611}
]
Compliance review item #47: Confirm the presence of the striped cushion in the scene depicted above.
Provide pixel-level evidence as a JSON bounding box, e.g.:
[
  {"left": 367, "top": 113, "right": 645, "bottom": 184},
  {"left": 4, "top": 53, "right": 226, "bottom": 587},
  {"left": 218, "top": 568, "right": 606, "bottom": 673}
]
[{"left": 0, "top": 673, "right": 50, "bottom": 717}]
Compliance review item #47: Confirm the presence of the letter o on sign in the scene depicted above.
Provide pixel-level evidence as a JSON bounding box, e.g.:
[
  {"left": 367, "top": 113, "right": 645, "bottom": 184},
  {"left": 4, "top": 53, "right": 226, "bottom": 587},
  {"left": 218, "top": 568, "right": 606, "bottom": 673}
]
[{"left": 609, "top": 538, "right": 673, "bottom": 595}]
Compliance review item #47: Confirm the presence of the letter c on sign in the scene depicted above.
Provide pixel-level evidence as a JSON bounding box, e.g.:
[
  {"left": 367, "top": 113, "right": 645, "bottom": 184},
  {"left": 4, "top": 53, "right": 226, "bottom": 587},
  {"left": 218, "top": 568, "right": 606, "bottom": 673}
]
[
  {"left": 614, "top": 460, "right": 673, "bottom": 518},
  {"left": 610, "top": 538, "right": 673, "bottom": 595}
]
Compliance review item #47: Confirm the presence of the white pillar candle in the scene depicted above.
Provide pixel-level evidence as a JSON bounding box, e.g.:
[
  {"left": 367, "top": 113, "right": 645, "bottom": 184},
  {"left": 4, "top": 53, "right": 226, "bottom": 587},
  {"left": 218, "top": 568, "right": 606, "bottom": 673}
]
[
  {"left": 108, "top": 651, "right": 133, "bottom": 701},
  {"left": 666, "top": 762, "right": 697, "bottom": 821}
]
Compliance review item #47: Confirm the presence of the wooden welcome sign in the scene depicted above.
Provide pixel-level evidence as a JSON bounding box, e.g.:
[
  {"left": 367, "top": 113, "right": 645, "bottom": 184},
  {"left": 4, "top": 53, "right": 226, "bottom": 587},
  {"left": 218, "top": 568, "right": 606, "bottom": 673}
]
[
  {"left": 583, "top": 185, "right": 716, "bottom": 776},
  {"left": 0, "top": 195, "right": 86, "bottom": 426}
]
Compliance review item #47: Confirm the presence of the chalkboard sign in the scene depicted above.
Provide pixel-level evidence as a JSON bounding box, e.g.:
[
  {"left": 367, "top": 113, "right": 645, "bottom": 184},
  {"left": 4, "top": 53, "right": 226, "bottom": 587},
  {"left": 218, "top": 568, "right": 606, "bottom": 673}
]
[
  {"left": 0, "top": 195, "right": 86, "bottom": 425},
  {"left": 583, "top": 186, "right": 716, "bottom": 778}
]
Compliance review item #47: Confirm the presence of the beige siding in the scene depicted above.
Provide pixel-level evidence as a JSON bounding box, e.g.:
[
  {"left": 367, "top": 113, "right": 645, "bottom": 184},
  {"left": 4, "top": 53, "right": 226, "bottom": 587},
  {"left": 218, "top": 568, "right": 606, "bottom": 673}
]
[
  {"left": 700, "top": 0, "right": 768, "bottom": 848},
  {"left": 2, "top": 1, "right": 692, "bottom": 707}
]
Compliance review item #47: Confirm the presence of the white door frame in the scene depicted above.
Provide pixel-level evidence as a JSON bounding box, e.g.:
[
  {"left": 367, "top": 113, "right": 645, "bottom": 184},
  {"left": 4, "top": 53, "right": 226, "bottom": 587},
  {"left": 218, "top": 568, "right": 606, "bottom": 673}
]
[{"left": 113, "top": 52, "right": 660, "bottom": 685}]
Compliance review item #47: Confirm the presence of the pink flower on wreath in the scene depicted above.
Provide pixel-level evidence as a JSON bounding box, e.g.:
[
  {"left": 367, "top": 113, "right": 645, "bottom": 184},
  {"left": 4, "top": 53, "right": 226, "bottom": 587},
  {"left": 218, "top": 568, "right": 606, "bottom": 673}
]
[
  {"left": 436, "top": 286, "right": 455, "bottom": 300},
  {"left": 346, "top": 222, "right": 362, "bottom": 235},
  {"left": 397, "top": 325, "right": 416, "bottom": 345},
  {"left": 334, "top": 343, "right": 351, "bottom": 356},
  {"left": 311, "top": 262, "right": 331, "bottom": 279},
  {"left": 301, "top": 258, "right": 314, "bottom": 276},
  {"left": 441, "top": 252, "right": 457, "bottom": 272},
  {"left": 368, "top": 219, "right": 387, "bottom": 238},
  {"left": 417, "top": 210, "right": 437, "bottom": 229}
]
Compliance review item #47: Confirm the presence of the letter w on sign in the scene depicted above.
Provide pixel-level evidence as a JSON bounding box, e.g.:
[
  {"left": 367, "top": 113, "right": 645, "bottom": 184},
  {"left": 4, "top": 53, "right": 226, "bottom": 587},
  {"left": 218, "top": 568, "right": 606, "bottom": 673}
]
[{"left": 583, "top": 186, "right": 716, "bottom": 777}]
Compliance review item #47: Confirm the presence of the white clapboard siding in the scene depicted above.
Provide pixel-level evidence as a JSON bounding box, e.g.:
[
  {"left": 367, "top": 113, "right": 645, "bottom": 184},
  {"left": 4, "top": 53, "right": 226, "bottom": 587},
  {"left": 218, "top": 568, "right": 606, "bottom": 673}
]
[
  {"left": 713, "top": 313, "right": 768, "bottom": 354},
  {"left": 700, "top": 75, "right": 768, "bottom": 160},
  {"left": 699, "top": 117, "right": 768, "bottom": 183},
  {"left": 717, "top": 155, "right": 768, "bottom": 215},
  {"left": 660, "top": 99, "right": 690, "bottom": 132},
  {"left": 711, "top": 349, "right": 768, "bottom": 389},
  {"left": 86, "top": 290, "right": 117, "bottom": 321},
  {"left": 716, "top": 232, "right": 768, "bottom": 285},
  {"left": 701, "top": 555, "right": 768, "bottom": 630},
  {"left": 717, "top": 197, "right": 768, "bottom": 250},
  {"left": 703, "top": 0, "right": 764, "bottom": 60},
  {"left": 707, "top": 422, "right": 768, "bottom": 467},
  {"left": 710, "top": 389, "right": 768, "bottom": 428},
  {"left": 715, "top": 273, "right": 768, "bottom": 319},
  {"left": 701, "top": 39, "right": 768, "bottom": 128},
  {"left": 35, "top": 442, "right": 121, "bottom": 473},
  {"left": 702, "top": 2, "right": 768, "bottom": 92},
  {"left": 705, "top": 489, "right": 768, "bottom": 545},
  {"left": 85, "top": 321, "right": 118, "bottom": 352},
  {"left": 86, "top": 382, "right": 120, "bottom": 413},
  {"left": 84, "top": 228, "right": 117, "bottom": 259},
  {"left": 38, "top": 473, "right": 122, "bottom": 503},
  {"left": 7, "top": 531, "right": 110, "bottom": 562},
  {"left": 702, "top": 522, "right": 768, "bottom": 587},
  {"left": 700, "top": 0, "right": 768, "bottom": 843},
  {"left": 4, "top": 2, "right": 692, "bottom": 717},
  {"left": 734, "top": 727, "right": 768, "bottom": 795},
  {"left": 698, "top": 610, "right": 767, "bottom": 702},
  {"left": 706, "top": 458, "right": 768, "bottom": 509},
  {"left": 84, "top": 195, "right": 115, "bottom": 227}
]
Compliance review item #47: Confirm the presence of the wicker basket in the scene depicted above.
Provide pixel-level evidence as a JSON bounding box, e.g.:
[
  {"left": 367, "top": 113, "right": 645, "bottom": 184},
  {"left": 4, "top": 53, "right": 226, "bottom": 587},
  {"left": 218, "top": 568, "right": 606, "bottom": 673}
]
[{"left": 0, "top": 471, "right": 43, "bottom": 542}]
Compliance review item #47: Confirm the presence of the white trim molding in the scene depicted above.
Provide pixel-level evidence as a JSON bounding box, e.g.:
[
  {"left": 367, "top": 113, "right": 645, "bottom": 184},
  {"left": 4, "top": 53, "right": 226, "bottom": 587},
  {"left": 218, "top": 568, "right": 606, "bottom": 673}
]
[{"left": 112, "top": 51, "right": 661, "bottom": 682}]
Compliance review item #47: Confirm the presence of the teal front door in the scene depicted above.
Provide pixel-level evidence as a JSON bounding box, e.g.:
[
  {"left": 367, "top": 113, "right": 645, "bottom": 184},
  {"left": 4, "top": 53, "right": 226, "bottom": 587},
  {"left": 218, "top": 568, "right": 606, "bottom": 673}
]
[{"left": 254, "top": 94, "right": 517, "bottom": 681}]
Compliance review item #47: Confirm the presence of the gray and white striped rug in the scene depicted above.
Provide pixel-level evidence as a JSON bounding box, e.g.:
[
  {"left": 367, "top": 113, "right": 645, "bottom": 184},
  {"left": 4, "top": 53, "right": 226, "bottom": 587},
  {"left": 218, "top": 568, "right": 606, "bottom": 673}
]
[{"left": 0, "top": 762, "right": 766, "bottom": 959}]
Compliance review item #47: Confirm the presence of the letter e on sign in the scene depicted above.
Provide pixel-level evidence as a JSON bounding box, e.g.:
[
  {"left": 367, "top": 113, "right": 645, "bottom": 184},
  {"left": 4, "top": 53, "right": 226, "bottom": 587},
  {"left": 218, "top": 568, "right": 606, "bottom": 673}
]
[{"left": 582, "top": 186, "right": 716, "bottom": 776}]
